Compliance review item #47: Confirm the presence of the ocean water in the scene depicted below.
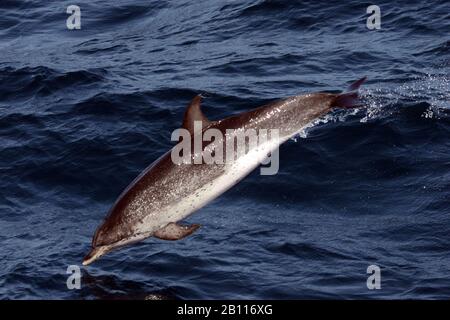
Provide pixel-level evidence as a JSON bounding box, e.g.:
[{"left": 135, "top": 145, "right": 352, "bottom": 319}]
[{"left": 0, "top": 0, "right": 449, "bottom": 299}]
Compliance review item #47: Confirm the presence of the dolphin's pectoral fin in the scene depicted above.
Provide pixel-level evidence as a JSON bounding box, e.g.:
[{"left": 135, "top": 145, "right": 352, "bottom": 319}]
[{"left": 153, "top": 222, "right": 200, "bottom": 241}]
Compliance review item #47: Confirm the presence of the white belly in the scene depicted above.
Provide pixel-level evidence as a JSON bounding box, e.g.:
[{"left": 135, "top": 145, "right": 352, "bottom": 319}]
[{"left": 147, "top": 135, "right": 289, "bottom": 230}]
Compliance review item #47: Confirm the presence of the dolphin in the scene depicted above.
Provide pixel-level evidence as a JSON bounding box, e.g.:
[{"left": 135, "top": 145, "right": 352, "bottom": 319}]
[{"left": 82, "top": 77, "right": 366, "bottom": 265}]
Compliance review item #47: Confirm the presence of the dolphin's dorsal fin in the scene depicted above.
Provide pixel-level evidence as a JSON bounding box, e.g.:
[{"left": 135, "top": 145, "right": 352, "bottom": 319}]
[{"left": 182, "top": 95, "right": 211, "bottom": 133}]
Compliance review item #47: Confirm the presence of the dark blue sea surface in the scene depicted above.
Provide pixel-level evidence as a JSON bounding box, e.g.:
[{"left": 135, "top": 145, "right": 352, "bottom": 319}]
[{"left": 0, "top": 0, "right": 449, "bottom": 299}]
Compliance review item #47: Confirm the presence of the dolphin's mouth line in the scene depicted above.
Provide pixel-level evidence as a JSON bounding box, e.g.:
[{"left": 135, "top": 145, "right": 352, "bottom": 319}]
[{"left": 83, "top": 230, "right": 155, "bottom": 265}]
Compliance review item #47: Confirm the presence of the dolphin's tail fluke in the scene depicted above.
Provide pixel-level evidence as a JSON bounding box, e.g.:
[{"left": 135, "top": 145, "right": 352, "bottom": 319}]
[
  {"left": 346, "top": 76, "right": 367, "bottom": 92},
  {"left": 332, "top": 76, "right": 367, "bottom": 109}
]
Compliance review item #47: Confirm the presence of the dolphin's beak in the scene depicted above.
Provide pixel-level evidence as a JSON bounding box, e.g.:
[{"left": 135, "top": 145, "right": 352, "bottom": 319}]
[{"left": 82, "top": 246, "right": 109, "bottom": 266}]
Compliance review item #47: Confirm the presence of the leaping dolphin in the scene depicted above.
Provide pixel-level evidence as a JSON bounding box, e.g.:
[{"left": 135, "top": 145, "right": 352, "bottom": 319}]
[{"left": 83, "top": 77, "right": 366, "bottom": 265}]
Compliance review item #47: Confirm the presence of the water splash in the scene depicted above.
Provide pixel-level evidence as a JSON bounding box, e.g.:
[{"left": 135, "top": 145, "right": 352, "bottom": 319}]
[{"left": 361, "top": 73, "right": 449, "bottom": 122}]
